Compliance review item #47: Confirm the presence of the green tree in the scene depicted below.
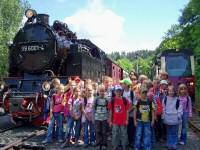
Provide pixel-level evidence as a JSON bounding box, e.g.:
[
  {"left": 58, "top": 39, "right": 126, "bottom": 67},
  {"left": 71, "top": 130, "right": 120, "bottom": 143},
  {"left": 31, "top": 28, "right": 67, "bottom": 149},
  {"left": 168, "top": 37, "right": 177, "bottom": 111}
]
[
  {"left": 116, "top": 58, "right": 133, "bottom": 73},
  {"left": 157, "top": 24, "right": 184, "bottom": 54},
  {"left": 0, "top": 0, "right": 29, "bottom": 77}
]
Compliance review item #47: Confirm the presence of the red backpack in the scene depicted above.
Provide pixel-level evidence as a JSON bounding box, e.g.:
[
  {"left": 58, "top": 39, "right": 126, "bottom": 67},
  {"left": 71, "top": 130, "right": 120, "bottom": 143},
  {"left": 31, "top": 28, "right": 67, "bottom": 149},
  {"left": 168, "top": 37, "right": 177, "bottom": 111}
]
[{"left": 156, "top": 97, "right": 163, "bottom": 115}]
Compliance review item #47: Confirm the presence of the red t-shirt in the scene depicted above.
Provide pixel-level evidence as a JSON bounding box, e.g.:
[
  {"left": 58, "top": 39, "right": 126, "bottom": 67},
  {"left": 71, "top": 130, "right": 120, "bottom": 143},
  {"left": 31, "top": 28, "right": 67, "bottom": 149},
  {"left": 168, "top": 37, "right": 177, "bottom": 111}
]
[{"left": 108, "top": 97, "right": 131, "bottom": 126}]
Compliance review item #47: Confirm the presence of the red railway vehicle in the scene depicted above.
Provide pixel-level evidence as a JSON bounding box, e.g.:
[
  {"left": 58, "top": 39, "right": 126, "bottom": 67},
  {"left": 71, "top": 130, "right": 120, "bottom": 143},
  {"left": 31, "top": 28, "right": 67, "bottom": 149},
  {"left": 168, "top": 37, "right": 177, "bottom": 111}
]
[{"left": 155, "top": 49, "right": 195, "bottom": 102}]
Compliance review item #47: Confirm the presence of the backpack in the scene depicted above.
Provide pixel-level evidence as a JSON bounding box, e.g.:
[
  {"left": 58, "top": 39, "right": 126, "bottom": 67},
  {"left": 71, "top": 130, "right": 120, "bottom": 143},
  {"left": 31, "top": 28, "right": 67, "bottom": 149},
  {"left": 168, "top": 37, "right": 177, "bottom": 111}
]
[
  {"left": 164, "top": 96, "right": 180, "bottom": 110},
  {"left": 122, "top": 90, "right": 134, "bottom": 102},
  {"left": 130, "top": 90, "right": 134, "bottom": 102},
  {"left": 84, "top": 97, "right": 87, "bottom": 108},
  {"left": 136, "top": 99, "right": 152, "bottom": 121},
  {"left": 156, "top": 96, "right": 163, "bottom": 116}
]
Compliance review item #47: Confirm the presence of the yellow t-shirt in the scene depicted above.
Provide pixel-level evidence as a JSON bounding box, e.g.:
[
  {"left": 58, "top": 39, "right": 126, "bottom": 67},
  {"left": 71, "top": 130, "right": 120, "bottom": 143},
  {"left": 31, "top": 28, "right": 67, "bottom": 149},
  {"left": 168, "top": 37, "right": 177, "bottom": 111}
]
[{"left": 135, "top": 99, "right": 155, "bottom": 122}]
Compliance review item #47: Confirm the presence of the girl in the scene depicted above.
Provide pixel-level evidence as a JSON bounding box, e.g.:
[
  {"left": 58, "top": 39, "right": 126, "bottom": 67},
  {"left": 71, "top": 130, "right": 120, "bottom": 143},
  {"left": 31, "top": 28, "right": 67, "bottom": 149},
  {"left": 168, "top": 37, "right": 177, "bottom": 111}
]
[
  {"left": 83, "top": 84, "right": 95, "bottom": 148},
  {"left": 162, "top": 85, "right": 183, "bottom": 150},
  {"left": 43, "top": 84, "right": 64, "bottom": 143},
  {"left": 178, "top": 84, "right": 192, "bottom": 145},
  {"left": 68, "top": 87, "right": 83, "bottom": 145}
]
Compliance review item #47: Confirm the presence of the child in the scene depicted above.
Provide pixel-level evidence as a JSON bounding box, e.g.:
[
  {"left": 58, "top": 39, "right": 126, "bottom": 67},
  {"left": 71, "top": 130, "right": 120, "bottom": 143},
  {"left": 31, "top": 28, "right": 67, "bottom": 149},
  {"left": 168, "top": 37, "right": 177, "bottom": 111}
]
[
  {"left": 61, "top": 82, "right": 79, "bottom": 148},
  {"left": 83, "top": 84, "right": 95, "bottom": 148},
  {"left": 121, "top": 78, "right": 135, "bottom": 148},
  {"left": 134, "top": 86, "right": 155, "bottom": 150},
  {"left": 178, "top": 84, "right": 192, "bottom": 145},
  {"left": 43, "top": 84, "right": 64, "bottom": 143},
  {"left": 94, "top": 85, "right": 109, "bottom": 150},
  {"left": 162, "top": 85, "right": 183, "bottom": 150},
  {"left": 154, "top": 79, "right": 168, "bottom": 142},
  {"left": 103, "top": 76, "right": 113, "bottom": 100},
  {"left": 108, "top": 85, "right": 131, "bottom": 150},
  {"left": 44, "top": 78, "right": 60, "bottom": 121},
  {"left": 68, "top": 87, "right": 83, "bottom": 145}
]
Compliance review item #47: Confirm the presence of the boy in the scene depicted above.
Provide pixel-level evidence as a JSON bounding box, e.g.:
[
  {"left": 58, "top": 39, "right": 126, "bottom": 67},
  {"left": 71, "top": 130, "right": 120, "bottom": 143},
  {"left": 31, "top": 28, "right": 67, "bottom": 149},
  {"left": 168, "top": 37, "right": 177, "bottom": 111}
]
[
  {"left": 94, "top": 85, "right": 109, "bottom": 150},
  {"left": 121, "top": 78, "right": 135, "bottom": 148},
  {"left": 108, "top": 85, "right": 131, "bottom": 150},
  {"left": 134, "top": 86, "right": 155, "bottom": 150}
]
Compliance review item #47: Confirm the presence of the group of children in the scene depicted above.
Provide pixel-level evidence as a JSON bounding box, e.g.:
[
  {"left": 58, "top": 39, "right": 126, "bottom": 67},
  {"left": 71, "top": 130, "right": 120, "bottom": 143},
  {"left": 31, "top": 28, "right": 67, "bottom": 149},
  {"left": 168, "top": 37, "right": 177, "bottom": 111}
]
[{"left": 42, "top": 72, "right": 192, "bottom": 150}]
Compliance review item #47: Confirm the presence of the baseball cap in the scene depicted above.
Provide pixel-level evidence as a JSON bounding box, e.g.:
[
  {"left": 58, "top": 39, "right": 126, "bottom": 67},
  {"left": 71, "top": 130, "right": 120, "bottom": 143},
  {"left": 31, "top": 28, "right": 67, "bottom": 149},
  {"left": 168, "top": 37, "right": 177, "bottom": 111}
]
[
  {"left": 74, "top": 77, "right": 81, "bottom": 83},
  {"left": 160, "top": 80, "right": 168, "bottom": 85},
  {"left": 120, "top": 78, "right": 132, "bottom": 86},
  {"left": 114, "top": 85, "right": 123, "bottom": 91}
]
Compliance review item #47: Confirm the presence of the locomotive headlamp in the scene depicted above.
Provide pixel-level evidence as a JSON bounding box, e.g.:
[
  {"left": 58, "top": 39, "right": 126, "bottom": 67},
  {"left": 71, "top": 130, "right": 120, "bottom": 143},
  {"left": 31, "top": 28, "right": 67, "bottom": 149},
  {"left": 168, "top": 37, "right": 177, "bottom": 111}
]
[
  {"left": 25, "top": 9, "right": 37, "bottom": 18},
  {"left": 42, "top": 81, "right": 50, "bottom": 92},
  {"left": 0, "top": 82, "right": 5, "bottom": 91},
  {"left": 189, "top": 82, "right": 194, "bottom": 86}
]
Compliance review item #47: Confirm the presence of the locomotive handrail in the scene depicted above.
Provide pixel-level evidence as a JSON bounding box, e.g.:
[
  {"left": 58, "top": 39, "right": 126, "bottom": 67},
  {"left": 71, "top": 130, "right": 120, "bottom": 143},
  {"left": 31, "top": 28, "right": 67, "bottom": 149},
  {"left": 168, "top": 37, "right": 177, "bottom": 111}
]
[
  {"left": 10, "top": 92, "right": 39, "bottom": 94},
  {"left": 16, "top": 41, "right": 49, "bottom": 45}
]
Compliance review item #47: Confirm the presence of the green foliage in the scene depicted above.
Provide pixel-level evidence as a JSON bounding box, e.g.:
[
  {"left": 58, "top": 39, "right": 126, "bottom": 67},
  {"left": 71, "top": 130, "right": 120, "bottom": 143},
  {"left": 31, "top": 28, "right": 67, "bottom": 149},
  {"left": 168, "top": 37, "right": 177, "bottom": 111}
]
[
  {"left": 156, "top": 24, "right": 184, "bottom": 54},
  {"left": 116, "top": 58, "right": 133, "bottom": 72},
  {"left": 108, "top": 50, "right": 155, "bottom": 77},
  {"left": 0, "top": 0, "right": 29, "bottom": 77},
  {"left": 156, "top": 0, "right": 200, "bottom": 101}
]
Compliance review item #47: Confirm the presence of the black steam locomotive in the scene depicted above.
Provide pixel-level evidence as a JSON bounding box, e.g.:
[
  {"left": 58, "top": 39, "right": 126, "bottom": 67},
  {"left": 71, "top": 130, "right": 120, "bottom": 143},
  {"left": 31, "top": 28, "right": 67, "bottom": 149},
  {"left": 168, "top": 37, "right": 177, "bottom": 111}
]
[
  {"left": 9, "top": 9, "right": 105, "bottom": 80},
  {"left": 0, "top": 9, "right": 123, "bottom": 124}
]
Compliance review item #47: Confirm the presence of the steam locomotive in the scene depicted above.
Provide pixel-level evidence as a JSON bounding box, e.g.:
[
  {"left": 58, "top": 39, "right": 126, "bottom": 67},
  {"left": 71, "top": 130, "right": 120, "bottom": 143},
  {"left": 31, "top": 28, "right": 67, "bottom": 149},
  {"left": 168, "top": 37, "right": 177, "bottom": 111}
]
[{"left": 0, "top": 9, "right": 124, "bottom": 124}]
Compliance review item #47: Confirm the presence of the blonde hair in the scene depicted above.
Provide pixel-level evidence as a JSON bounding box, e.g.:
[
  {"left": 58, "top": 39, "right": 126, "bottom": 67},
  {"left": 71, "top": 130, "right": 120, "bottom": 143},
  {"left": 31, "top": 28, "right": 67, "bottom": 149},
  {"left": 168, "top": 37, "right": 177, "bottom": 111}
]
[
  {"left": 51, "top": 78, "right": 60, "bottom": 88},
  {"left": 178, "top": 83, "right": 188, "bottom": 96},
  {"left": 57, "top": 84, "right": 64, "bottom": 92},
  {"left": 98, "top": 84, "right": 105, "bottom": 92},
  {"left": 138, "top": 74, "right": 148, "bottom": 83}
]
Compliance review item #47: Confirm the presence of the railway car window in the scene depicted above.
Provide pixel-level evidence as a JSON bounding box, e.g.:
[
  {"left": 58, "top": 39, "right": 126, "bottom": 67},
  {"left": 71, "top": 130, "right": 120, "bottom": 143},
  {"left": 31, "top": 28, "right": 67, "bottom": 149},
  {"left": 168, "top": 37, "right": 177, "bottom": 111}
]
[{"left": 166, "top": 55, "right": 192, "bottom": 77}]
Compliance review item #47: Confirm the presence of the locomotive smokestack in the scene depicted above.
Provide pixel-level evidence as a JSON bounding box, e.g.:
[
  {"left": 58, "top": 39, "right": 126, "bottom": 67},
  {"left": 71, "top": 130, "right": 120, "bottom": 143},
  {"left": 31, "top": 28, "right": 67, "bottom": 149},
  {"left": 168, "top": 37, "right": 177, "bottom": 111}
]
[{"left": 36, "top": 14, "right": 49, "bottom": 25}]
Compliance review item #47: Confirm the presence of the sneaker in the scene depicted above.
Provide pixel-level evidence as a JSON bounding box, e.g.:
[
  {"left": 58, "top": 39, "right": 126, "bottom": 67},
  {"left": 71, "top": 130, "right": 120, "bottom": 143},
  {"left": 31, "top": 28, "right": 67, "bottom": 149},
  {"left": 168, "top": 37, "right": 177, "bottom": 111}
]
[
  {"left": 71, "top": 137, "right": 76, "bottom": 143},
  {"left": 90, "top": 142, "right": 96, "bottom": 146},
  {"left": 179, "top": 141, "right": 185, "bottom": 145},
  {"left": 42, "top": 139, "right": 52, "bottom": 144},
  {"left": 58, "top": 139, "right": 64, "bottom": 143}
]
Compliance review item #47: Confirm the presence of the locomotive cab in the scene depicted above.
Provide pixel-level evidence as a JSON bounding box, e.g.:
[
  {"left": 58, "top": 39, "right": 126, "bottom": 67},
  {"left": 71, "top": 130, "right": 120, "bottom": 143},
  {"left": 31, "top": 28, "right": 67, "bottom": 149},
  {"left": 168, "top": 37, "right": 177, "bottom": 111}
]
[{"left": 156, "top": 49, "right": 195, "bottom": 103}]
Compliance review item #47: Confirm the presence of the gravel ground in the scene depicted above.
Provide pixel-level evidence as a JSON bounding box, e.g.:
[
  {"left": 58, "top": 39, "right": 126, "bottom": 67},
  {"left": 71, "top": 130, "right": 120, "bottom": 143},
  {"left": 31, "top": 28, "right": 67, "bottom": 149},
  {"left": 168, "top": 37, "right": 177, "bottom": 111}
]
[{"left": 44, "top": 128, "right": 200, "bottom": 150}]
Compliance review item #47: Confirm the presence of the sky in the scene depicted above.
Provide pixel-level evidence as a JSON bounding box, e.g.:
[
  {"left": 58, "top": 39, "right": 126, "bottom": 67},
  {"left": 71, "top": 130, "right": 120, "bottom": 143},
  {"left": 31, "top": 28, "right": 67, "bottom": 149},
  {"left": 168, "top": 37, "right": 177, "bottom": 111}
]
[{"left": 27, "top": 0, "right": 189, "bottom": 53}]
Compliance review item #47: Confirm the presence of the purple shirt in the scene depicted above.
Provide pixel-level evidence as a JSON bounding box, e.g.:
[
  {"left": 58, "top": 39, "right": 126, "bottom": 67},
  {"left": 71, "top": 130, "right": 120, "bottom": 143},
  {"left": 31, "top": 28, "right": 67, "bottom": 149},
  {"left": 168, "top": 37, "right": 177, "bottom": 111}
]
[
  {"left": 179, "top": 96, "right": 192, "bottom": 117},
  {"left": 53, "top": 94, "right": 64, "bottom": 113}
]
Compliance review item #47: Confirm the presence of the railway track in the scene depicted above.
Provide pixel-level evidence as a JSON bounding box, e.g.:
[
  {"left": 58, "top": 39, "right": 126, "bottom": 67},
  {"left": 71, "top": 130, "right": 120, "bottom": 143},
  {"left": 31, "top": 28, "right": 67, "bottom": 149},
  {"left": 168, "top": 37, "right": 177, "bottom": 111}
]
[
  {"left": 0, "top": 126, "right": 46, "bottom": 150},
  {"left": 0, "top": 122, "right": 23, "bottom": 134},
  {"left": 188, "top": 106, "right": 200, "bottom": 137}
]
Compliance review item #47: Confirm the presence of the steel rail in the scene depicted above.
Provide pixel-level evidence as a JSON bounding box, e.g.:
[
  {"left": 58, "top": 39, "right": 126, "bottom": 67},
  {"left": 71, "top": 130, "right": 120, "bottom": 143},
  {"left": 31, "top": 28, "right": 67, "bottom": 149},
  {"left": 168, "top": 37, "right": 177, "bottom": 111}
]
[{"left": 0, "top": 129, "right": 45, "bottom": 150}]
